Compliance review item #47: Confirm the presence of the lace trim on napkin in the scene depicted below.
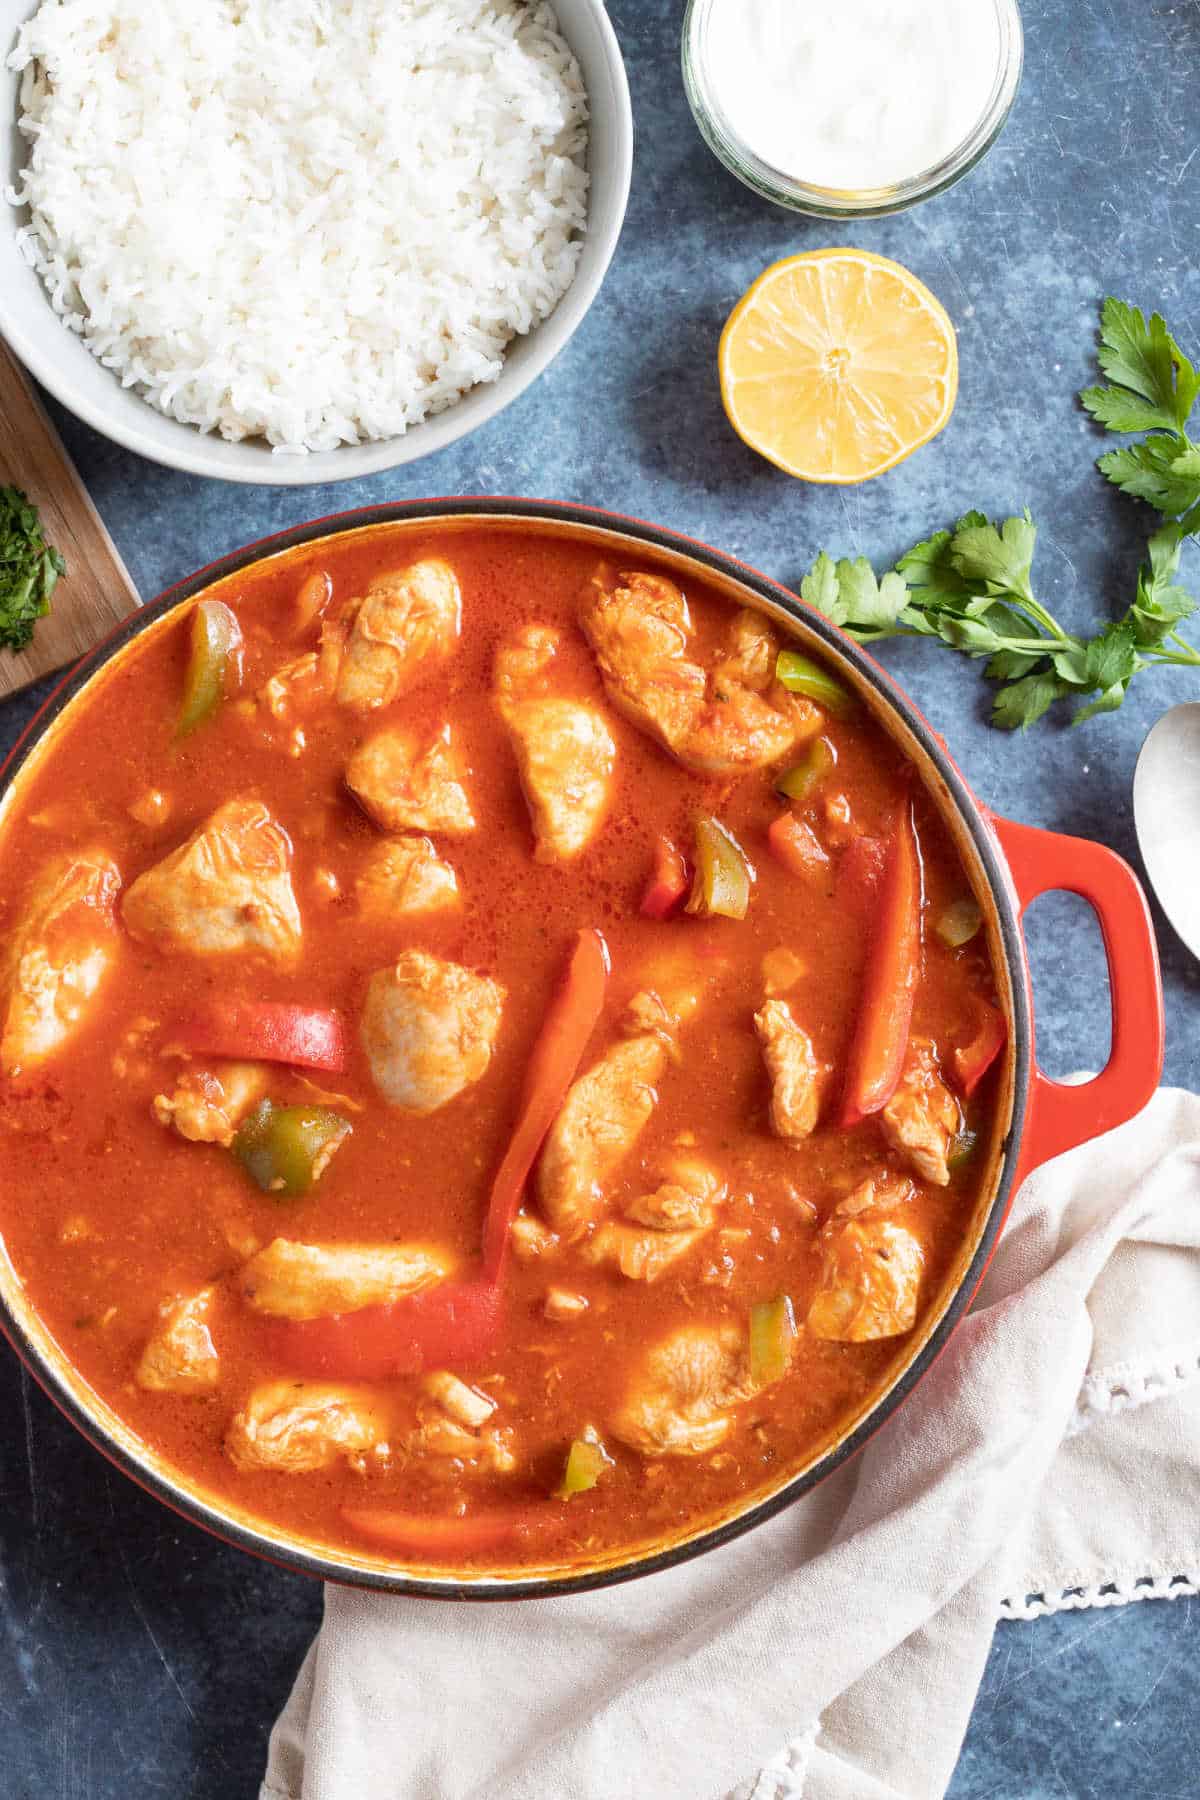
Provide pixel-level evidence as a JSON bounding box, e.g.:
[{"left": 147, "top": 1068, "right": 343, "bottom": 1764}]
[
  {"left": 1003, "top": 1338, "right": 1200, "bottom": 1618},
  {"left": 740, "top": 1332, "right": 1200, "bottom": 1798},
  {"left": 1000, "top": 1567, "right": 1200, "bottom": 1621},
  {"left": 743, "top": 1722, "right": 818, "bottom": 1800},
  {"left": 740, "top": 1564, "right": 1200, "bottom": 1797},
  {"left": 1067, "top": 1335, "right": 1200, "bottom": 1437}
]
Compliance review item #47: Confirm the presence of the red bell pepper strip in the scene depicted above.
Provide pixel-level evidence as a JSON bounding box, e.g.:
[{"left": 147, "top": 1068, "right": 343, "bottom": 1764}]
[
  {"left": 341, "top": 1505, "right": 543, "bottom": 1558},
  {"left": 268, "top": 1279, "right": 503, "bottom": 1381},
  {"left": 839, "top": 800, "right": 923, "bottom": 1128},
  {"left": 482, "top": 928, "right": 610, "bottom": 1281},
  {"left": 953, "top": 999, "right": 1007, "bottom": 1097},
  {"left": 170, "top": 1001, "right": 347, "bottom": 1073},
  {"left": 767, "top": 811, "right": 830, "bottom": 879},
  {"left": 640, "top": 836, "right": 690, "bottom": 919}
]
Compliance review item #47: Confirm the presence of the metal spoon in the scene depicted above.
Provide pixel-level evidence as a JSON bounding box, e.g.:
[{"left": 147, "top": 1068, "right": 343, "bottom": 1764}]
[{"left": 1133, "top": 701, "right": 1200, "bottom": 960}]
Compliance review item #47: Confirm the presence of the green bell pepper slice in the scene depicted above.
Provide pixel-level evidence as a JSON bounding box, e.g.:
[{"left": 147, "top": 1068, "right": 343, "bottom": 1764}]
[
  {"left": 685, "top": 817, "right": 754, "bottom": 920},
  {"left": 178, "top": 599, "right": 242, "bottom": 736},
  {"left": 749, "top": 1294, "right": 796, "bottom": 1387},
  {"left": 775, "top": 650, "right": 854, "bottom": 717},
  {"left": 233, "top": 1099, "right": 351, "bottom": 1197},
  {"left": 556, "top": 1434, "right": 612, "bottom": 1498}
]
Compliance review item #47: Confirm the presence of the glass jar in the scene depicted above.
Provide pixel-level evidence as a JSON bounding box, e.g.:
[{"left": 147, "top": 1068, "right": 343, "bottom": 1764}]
[{"left": 681, "top": 0, "right": 1024, "bottom": 219}]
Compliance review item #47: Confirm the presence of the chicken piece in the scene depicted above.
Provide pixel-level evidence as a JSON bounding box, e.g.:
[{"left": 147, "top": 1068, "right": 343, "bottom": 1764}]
[
  {"left": 581, "top": 570, "right": 820, "bottom": 774},
  {"left": 807, "top": 1218, "right": 924, "bottom": 1343},
  {"left": 402, "top": 1413, "right": 517, "bottom": 1476},
  {"left": 2, "top": 849, "right": 121, "bottom": 1076},
  {"left": 405, "top": 1375, "right": 515, "bottom": 1475},
  {"left": 346, "top": 724, "right": 475, "bottom": 837},
  {"left": 585, "top": 1220, "right": 707, "bottom": 1283},
  {"left": 612, "top": 1324, "right": 755, "bottom": 1457},
  {"left": 258, "top": 609, "right": 347, "bottom": 727},
  {"left": 544, "top": 1286, "right": 588, "bottom": 1321},
  {"left": 136, "top": 1287, "right": 219, "bottom": 1393},
  {"left": 580, "top": 569, "right": 707, "bottom": 754},
  {"left": 754, "top": 999, "right": 827, "bottom": 1141},
  {"left": 336, "top": 560, "right": 462, "bottom": 712},
  {"left": 715, "top": 608, "right": 778, "bottom": 688},
  {"left": 880, "top": 1040, "right": 960, "bottom": 1187},
  {"left": 260, "top": 671, "right": 311, "bottom": 736},
  {"left": 511, "top": 1213, "right": 559, "bottom": 1262},
  {"left": 152, "top": 1061, "right": 266, "bottom": 1148},
  {"left": 494, "top": 625, "right": 616, "bottom": 861},
  {"left": 360, "top": 951, "right": 505, "bottom": 1113},
  {"left": 226, "top": 1381, "right": 388, "bottom": 1474},
  {"left": 238, "top": 1238, "right": 451, "bottom": 1320},
  {"left": 355, "top": 836, "right": 460, "bottom": 920},
  {"left": 122, "top": 798, "right": 302, "bottom": 965},
  {"left": 590, "top": 1159, "right": 725, "bottom": 1283},
  {"left": 624, "top": 971, "right": 706, "bottom": 1038},
  {"left": 421, "top": 1371, "right": 496, "bottom": 1428},
  {"left": 626, "top": 1158, "right": 726, "bottom": 1230},
  {"left": 685, "top": 610, "right": 821, "bottom": 775},
  {"left": 537, "top": 971, "right": 710, "bottom": 1240},
  {"left": 538, "top": 1033, "right": 667, "bottom": 1240},
  {"left": 831, "top": 1174, "right": 917, "bottom": 1222}
]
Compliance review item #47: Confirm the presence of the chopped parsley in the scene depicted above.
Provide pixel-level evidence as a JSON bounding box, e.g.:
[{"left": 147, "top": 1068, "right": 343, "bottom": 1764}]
[{"left": 0, "top": 485, "right": 66, "bottom": 655}]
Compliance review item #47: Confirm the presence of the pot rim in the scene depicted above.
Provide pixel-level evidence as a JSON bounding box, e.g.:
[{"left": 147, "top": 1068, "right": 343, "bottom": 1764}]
[{"left": 0, "top": 496, "right": 1032, "bottom": 1600}]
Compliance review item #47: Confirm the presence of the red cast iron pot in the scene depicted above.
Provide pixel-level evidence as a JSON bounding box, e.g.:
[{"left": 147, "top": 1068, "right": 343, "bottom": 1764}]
[{"left": 0, "top": 498, "right": 1165, "bottom": 1600}]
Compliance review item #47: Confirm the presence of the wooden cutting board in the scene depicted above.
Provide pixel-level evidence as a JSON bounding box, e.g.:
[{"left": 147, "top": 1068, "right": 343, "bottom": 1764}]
[{"left": 0, "top": 338, "right": 141, "bottom": 700}]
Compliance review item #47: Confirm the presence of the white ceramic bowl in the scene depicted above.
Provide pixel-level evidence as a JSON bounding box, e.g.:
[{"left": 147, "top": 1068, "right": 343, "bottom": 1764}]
[{"left": 0, "top": 0, "right": 632, "bottom": 486}]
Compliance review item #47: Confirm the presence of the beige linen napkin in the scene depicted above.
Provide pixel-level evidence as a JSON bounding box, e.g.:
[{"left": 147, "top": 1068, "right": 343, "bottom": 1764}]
[{"left": 261, "top": 1088, "right": 1200, "bottom": 1800}]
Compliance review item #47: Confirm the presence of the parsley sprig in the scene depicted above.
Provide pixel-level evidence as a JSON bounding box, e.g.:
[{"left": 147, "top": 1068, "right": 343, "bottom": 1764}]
[
  {"left": 798, "top": 298, "right": 1200, "bottom": 729},
  {"left": 0, "top": 485, "right": 66, "bottom": 655}
]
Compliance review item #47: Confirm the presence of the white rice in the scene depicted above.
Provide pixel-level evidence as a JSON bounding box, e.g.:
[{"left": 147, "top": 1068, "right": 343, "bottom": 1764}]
[{"left": 7, "top": 0, "right": 589, "bottom": 454}]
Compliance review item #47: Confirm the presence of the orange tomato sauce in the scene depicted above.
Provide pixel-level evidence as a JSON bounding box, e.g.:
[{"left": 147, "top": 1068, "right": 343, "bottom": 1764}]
[{"left": 0, "top": 521, "right": 1003, "bottom": 1571}]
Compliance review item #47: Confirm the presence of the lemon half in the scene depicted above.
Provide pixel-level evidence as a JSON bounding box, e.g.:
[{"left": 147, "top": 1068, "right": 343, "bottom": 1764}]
[{"left": 719, "top": 249, "right": 959, "bottom": 485}]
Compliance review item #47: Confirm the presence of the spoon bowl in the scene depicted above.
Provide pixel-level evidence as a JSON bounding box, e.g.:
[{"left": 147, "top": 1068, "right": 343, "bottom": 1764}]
[{"left": 1133, "top": 701, "right": 1200, "bottom": 960}]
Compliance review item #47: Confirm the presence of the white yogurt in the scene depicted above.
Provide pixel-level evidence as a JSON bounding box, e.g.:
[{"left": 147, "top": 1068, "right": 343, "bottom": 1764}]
[{"left": 702, "top": 0, "right": 1004, "bottom": 191}]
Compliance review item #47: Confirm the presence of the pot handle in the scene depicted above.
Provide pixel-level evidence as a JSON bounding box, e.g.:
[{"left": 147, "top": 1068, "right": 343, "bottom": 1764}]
[{"left": 988, "top": 814, "right": 1164, "bottom": 1190}]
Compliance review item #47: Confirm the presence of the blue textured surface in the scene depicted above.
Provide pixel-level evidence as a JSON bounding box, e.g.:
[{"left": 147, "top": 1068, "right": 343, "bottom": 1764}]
[{"left": 1, "top": 1, "right": 1198, "bottom": 1794}]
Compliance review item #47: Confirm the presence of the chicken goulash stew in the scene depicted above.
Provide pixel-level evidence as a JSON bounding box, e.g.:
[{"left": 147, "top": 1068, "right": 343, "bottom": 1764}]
[{"left": 0, "top": 522, "right": 1008, "bottom": 1574}]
